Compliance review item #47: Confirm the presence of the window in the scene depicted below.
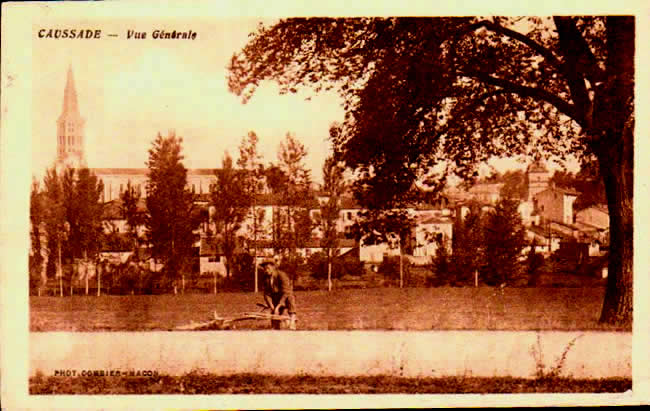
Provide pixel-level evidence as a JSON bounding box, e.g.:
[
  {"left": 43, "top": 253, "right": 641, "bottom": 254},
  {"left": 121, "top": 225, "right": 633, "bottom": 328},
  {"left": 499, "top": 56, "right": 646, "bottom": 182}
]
[
  {"left": 192, "top": 184, "right": 196, "bottom": 193},
  {"left": 347, "top": 212, "right": 353, "bottom": 221},
  {"left": 120, "top": 184, "right": 123, "bottom": 194}
]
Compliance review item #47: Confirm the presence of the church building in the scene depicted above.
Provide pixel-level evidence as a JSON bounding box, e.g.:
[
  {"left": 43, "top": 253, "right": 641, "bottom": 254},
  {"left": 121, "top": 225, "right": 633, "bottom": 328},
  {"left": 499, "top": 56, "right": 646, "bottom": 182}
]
[{"left": 54, "top": 66, "right": 218, "bottom": 201}]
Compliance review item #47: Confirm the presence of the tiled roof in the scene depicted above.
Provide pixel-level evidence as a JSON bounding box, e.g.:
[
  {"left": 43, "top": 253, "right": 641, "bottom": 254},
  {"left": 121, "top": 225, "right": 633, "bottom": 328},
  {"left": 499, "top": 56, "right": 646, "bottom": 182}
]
[
  {"left": 527, "top": 225, "right": 572, "bottom": 240},
  {"left": 418, "top": 216, "right": 453, "bottom": 225},
  {"left": 468, "top": 183, "right": 504, "bottom": 194},
  {"left": 539, "top": 185, "right": 580, "bottom": 197}
]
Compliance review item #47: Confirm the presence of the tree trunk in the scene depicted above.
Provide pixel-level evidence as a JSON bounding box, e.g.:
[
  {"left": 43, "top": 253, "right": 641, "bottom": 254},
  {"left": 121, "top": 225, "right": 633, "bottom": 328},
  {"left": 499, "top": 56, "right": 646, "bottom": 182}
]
[
  {"left": 399, "top": 238, "right": 404, "bottom": 288},
  {"left": 84, "top": 251, "right": 89, "bottom": 295},
  {"left": 597, "top": 139, "right": 633, "bottom": 327},
  {"left": 58, "top": 242, "right": 63, "bottom": 297},
  {"left": 593, "top": 17, "right": 634, "bottom": 327},
  {"left": 327, "top": 249, "right": 332, "bottom": 292}
]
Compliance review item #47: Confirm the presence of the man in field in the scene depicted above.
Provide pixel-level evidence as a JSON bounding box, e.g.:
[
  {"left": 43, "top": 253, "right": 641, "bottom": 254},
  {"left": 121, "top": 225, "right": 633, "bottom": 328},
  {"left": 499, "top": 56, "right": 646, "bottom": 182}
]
[{"left": 260, "top": 260, "right": 297, "bottom": 330}]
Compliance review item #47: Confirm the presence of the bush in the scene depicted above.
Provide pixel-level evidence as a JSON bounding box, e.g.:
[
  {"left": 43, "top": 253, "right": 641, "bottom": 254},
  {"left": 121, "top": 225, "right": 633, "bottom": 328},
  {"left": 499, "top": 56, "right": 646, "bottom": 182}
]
[
  {"left": 378, "top": 256, "right": 410, "bottom": 284},
  {"left": 279, "top": 253, "right": 305, "bottom": 282},
  {"left": 308, "top": 252, "right": 365, "bottom": 280}
]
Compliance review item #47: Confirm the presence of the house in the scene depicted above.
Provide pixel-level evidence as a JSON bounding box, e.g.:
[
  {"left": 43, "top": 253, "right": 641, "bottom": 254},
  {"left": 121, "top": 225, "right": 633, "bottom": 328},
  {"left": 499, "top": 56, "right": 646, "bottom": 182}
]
[
  {"left": 468, "top": 182, "right": 504, "bottom": 204},
  {"left": 525, "top": 225, "right": 564, "bottom": 254},
  {"left": 100, "top": 197, "right": 147, "bottom": 237},
  {"left": 533, "top": 184, "right": 579, "bottom": 225},
  {"left": 411, "top": 215, "right": 453, "bottom": 264},
  {"left": 198, "top": 237, "right": 228, "bottom": 276},
  {"left": 294, "top": 237, "right": 357, "bottom": 259},
  {"left": 575, "top": 204, "right": 609, "bottom": 230},
  {"left": 517, "top": 200, "right": 537, "bottom": 226},
  {"left": 359, "top": 240, "right": 401, "bottom": 264}
]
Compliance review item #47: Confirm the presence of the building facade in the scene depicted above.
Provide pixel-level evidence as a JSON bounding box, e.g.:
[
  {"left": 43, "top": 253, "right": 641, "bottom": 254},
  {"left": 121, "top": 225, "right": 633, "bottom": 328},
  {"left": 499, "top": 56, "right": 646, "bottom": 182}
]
[
  {"left": 534, "top": 185, "right": 579, "bottom": 225},
  {"left": 527, "top": 158, "right": 550, "bottom": 202}
]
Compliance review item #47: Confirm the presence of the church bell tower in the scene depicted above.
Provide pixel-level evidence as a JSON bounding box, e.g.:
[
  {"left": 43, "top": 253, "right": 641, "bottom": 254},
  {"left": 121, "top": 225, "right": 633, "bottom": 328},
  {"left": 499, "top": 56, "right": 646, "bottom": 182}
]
[{"left": 56, "top": 65, "right": 86, "bottom": 170}]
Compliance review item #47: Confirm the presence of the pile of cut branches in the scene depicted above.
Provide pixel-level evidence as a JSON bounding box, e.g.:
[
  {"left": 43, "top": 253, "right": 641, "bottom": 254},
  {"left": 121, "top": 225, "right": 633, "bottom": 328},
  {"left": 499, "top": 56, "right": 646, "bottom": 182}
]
[{"left": 174, "top": 305, "right": 290, "bottom": 331}]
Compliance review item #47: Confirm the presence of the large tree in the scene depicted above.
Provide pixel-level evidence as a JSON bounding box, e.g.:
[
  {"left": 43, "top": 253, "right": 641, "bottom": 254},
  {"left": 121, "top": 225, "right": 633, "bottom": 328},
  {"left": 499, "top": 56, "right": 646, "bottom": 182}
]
[
  {"left": 71, "top": 168, "right": 105, "bottom": 261},
  {"left": 482, "top": 198, "right": 526, "bottom": 286},
  {"left": 29, "top": 179, "right": 46, "bottom": 293},
  {"left": 145, "top": 132, "right": 198, "bottom": 285},
  {"left": 273, "top": 132, "right": 314, "bottom": 261},
  {"left": 42, "top": 167, "right": 67, "bottom": 296},
  {"left": 318, "top": 154, "right": 346, "bottom": 291},
  {"left": 448, "top": 203, "right": 486, "bottom": 285},
  {"left": 237, "top": 131, "right": 266, "bottom": 292},
  {"left": 212, "top": 152, "right": 249, "bottom": 277},
  {"left": 120, "top": 180, "right": 145, "bottom": 253},
  {"left": 228, "top": 16, "right": 634, "bottom": 326}
]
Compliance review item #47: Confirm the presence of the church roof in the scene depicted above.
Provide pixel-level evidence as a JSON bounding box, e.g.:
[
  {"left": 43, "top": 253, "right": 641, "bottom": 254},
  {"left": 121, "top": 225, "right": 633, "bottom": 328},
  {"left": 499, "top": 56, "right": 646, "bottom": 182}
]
[{"left": 58, "top": 65, "right": 81, "bottom": 120}]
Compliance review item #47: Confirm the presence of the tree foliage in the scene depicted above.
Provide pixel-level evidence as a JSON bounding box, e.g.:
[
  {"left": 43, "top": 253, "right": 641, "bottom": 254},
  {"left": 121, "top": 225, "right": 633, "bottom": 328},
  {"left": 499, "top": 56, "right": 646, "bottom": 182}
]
[
  {"left": 499, "top": 169, "right": 528, "bottom": 200},
  {"left": 550, "top": 165, "right": 607, "bottom": 210},
  {"left": 271, "top": 132, "right": 314, "bottom": 257},
  {"left": 448, "top": 204, "right": 485, "bottom": 285},
  {"left": 120, "top": 180, "right": 145, "bottom": 252},
  {"left": 38, "top": 166, "right": 104, "bottom": 288},
  {"left": 482, "top": 198, "right": 526, "bottom": 286},
  {"left": 317, "top": 153, "right": 347, "bottom": 289},
  {"left": 211, "top": 152, "right": 249, "bottom": 277},
  {"left": 70, "top": 167, "right": 104, "bottom": 259},
  {"left": 42, "top": 168, "right": 66, "bottom": 279},
  {"left": 29, "top": 179, "right": 46, "bottom": 289},
  {"left": 145, "top": 132, "right": 199, "bottom": 279},
  {"left": 228, "top": 16, "right": 634, "bottom": 325},
  {"left": 237, "top": 131, "right": 266, "bottom": 250}
]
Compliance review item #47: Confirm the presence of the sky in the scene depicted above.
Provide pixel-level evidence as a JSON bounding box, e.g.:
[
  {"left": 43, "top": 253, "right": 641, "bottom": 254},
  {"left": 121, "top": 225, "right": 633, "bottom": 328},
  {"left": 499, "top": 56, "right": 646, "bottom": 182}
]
[
  {"left": 31, "top": 16, "right": 580, "bottom": 185},
  {"left": 32, "top": 18, "right": 345, "bottom": 183}
]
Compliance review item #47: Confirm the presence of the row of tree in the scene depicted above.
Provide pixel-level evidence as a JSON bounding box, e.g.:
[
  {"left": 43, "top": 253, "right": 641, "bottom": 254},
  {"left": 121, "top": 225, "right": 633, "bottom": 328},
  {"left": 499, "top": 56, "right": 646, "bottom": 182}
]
[
  {"left": 30, "top": 167, "right": 104, "bottom": 294},
  {"left": 210, "top": 129, "right": 347, "bottom": 292},
  {"left": 30, "top": 129, "right": 351, "bottom": 295}
]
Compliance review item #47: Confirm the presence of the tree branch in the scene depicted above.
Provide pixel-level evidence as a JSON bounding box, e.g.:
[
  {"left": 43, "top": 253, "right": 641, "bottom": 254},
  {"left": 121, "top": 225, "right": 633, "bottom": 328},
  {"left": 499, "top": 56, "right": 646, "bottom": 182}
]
[
  {"left": 554, "top": 16, "right": 606, "bottom": 84},
  {"left": 462, "top": 72, "right": 580, "bottom": 123},
  {"left": 461, "top": 20, "right": 563, "bottom": 71}
]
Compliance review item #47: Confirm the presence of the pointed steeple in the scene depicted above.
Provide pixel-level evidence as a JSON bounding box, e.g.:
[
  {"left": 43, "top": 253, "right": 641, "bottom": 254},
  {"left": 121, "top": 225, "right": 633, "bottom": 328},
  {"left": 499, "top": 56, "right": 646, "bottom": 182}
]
[
  {"left": 61, "top": 64, "right": 80, "bottom": 117},
  {"left": 56, "top": 65, "right": 86, "bottom": 170}
]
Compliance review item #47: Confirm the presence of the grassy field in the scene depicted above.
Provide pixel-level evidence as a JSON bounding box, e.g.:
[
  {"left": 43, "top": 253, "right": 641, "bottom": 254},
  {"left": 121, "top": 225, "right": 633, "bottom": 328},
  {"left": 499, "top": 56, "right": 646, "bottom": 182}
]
[
  {"left": 29, "top": 372, "right": 631, "bottom": 394},
  {"left": 30, "top": 286, "right": 626, "bottom": 332}
]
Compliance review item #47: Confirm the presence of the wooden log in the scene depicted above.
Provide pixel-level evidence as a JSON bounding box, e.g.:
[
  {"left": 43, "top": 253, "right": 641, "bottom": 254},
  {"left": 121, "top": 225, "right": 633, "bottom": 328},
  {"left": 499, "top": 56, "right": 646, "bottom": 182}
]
[{"left": 174, "top": 311, "right": 291, "bottom": 331}]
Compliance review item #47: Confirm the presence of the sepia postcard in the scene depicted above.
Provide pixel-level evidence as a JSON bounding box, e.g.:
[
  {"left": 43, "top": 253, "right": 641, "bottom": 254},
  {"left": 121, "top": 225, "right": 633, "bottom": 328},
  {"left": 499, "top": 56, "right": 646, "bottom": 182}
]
[{"left": 1, "top": 0, "right": 649, "bottom": 408}]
